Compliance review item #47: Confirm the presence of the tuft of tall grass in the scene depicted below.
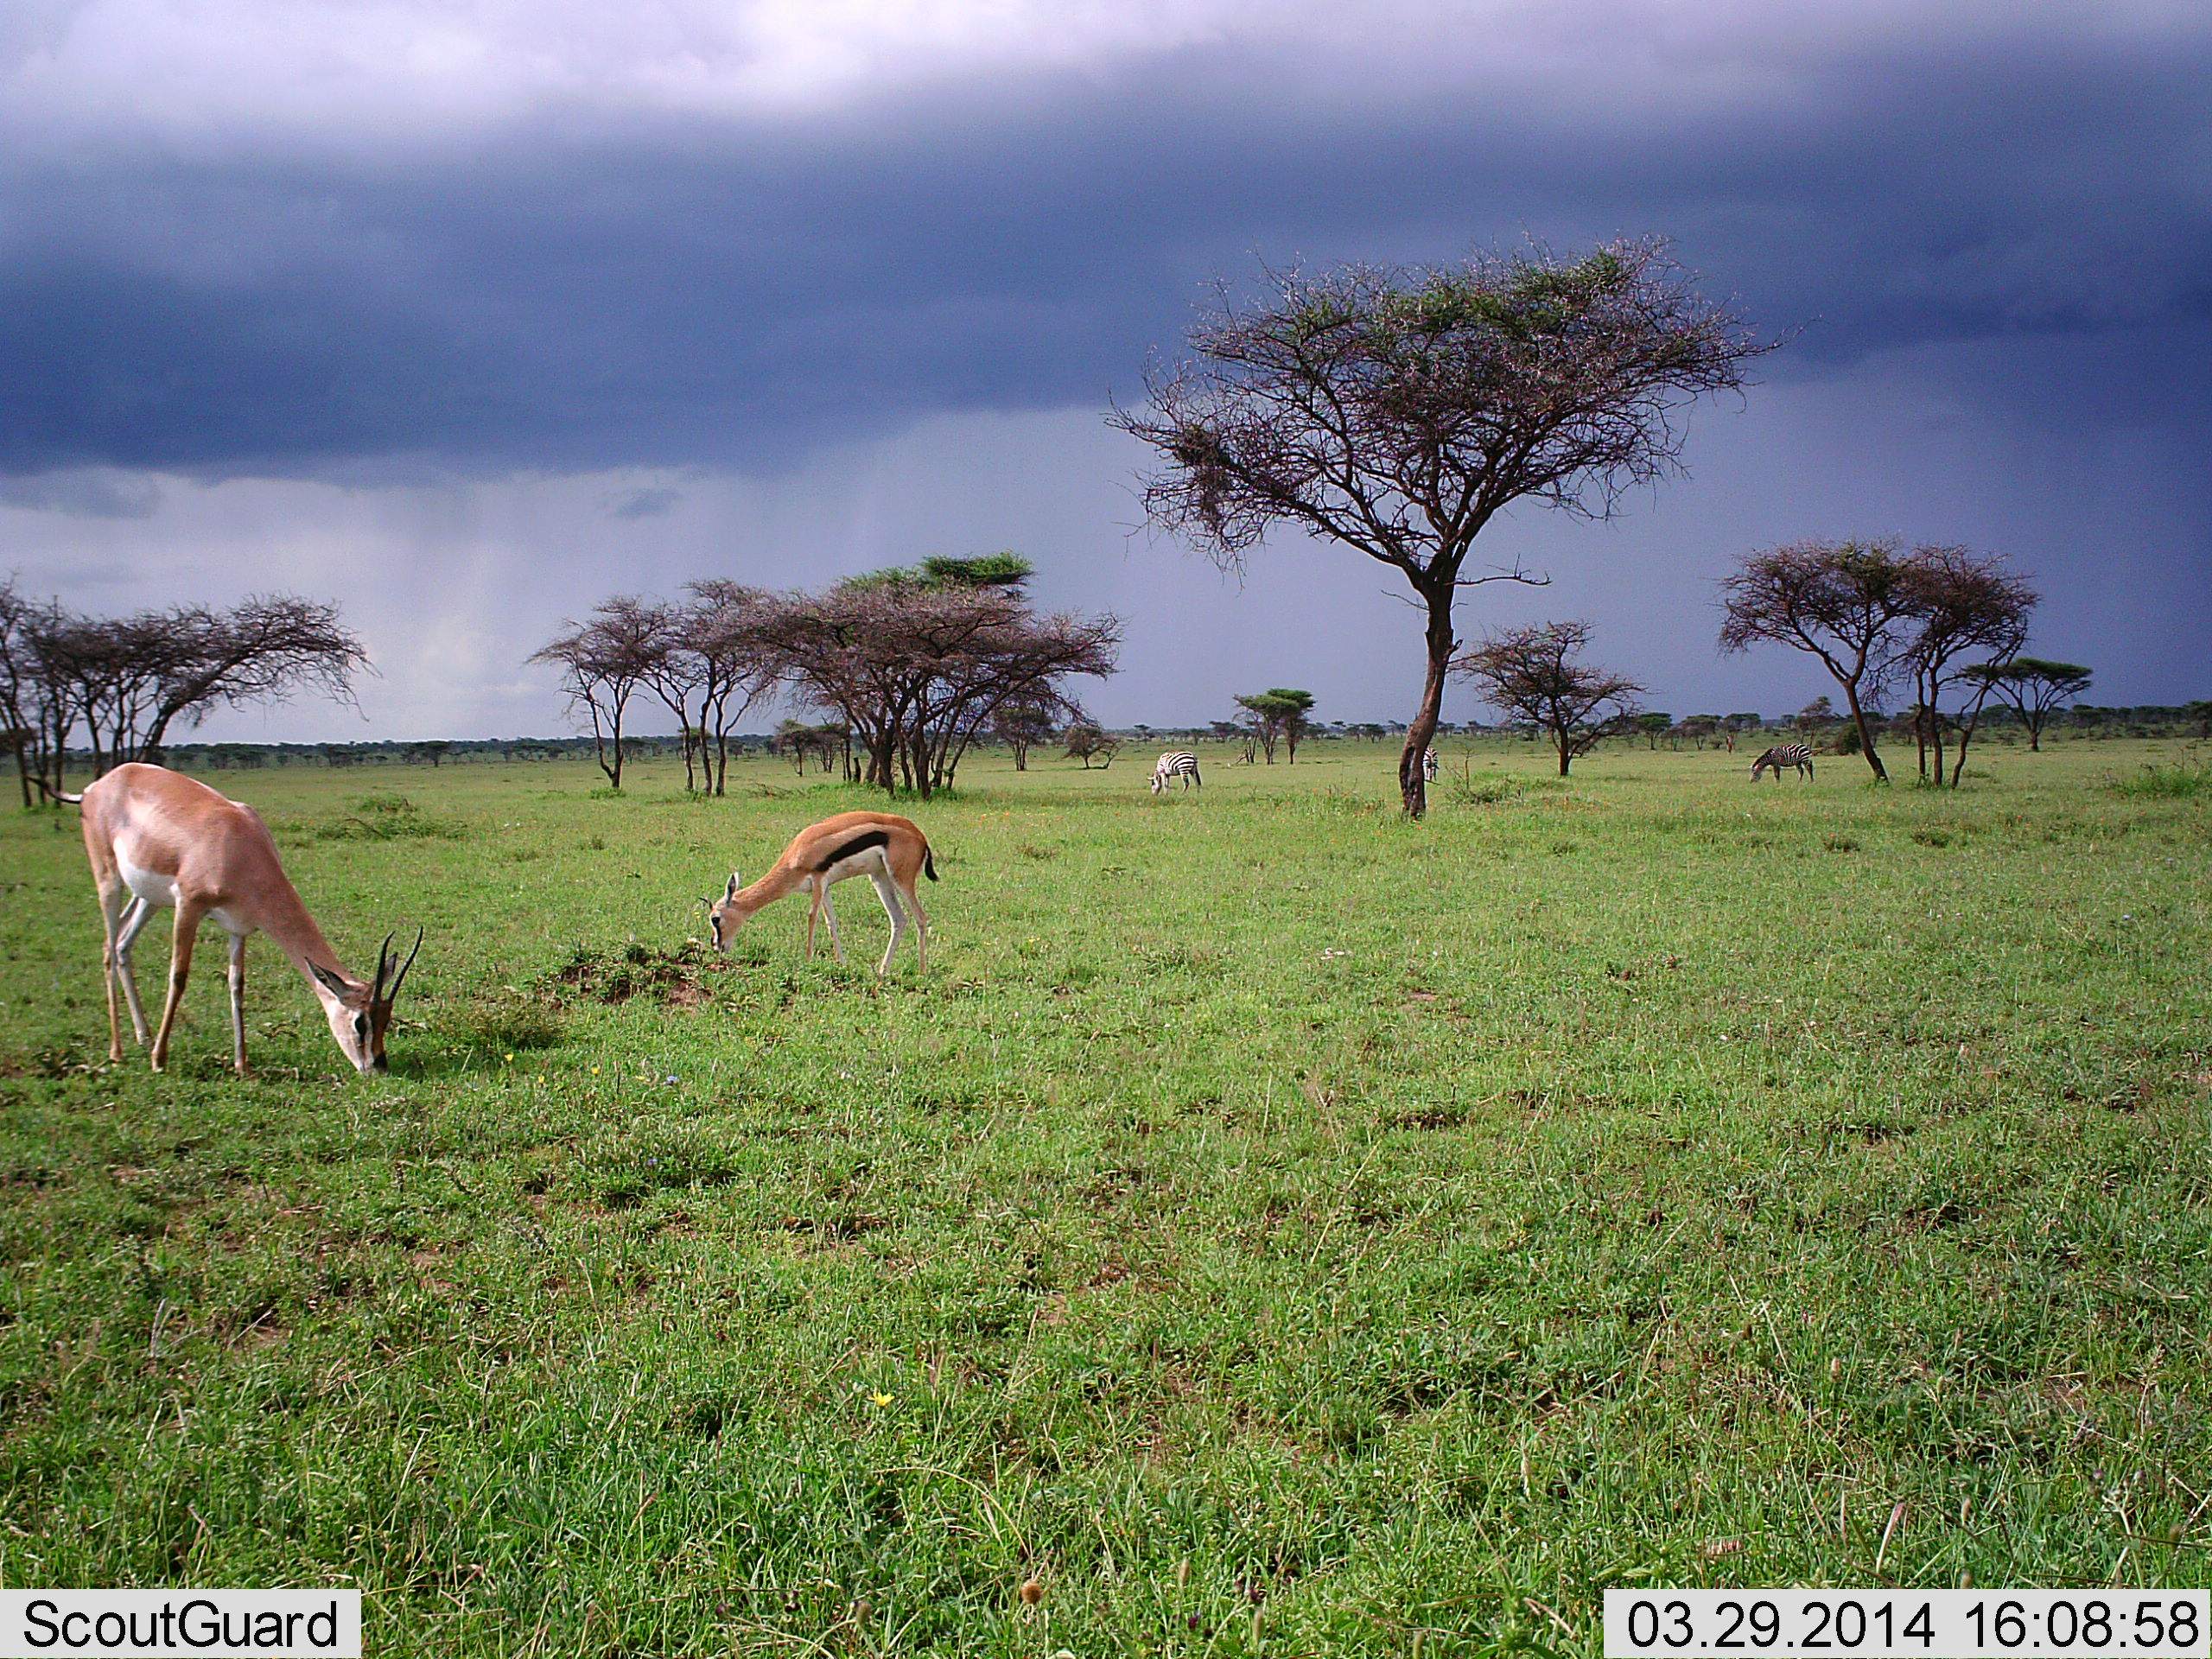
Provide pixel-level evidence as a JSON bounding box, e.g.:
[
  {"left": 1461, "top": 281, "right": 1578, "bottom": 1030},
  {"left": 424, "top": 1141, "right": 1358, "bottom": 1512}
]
[{"left": 2107, "top": 762, "right": 2211, "bottom": 798}]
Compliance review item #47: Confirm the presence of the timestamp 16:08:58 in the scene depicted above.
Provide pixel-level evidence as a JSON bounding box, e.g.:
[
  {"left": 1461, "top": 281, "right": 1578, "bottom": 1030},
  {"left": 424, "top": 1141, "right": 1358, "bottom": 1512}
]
[{"left": 1602, "top": 1590, "right": 2209, "bottom": 1658}]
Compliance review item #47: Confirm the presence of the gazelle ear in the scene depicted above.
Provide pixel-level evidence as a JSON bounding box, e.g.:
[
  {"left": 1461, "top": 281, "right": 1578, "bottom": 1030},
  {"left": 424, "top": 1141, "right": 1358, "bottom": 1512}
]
[
  {"left": 726, "top": 871, "right": 741, "bottom": 900},
  {"left": 308, "top": 961, "right": 351, "bottom": 999}
]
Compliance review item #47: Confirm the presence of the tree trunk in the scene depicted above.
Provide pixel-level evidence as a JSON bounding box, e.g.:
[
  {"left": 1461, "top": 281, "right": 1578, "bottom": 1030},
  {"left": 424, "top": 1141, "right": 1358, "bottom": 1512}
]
[
  {"left": 1840, "top": 678, "right": 1887, "bottom": 781},
  {"left": 1949, "top": 681, "right": 1994, "bottom": 789},
  {"left": 601, "top": 705, "right": 625, "bottom": 789},
  {"left": 1397, "top": 588, "right": 1453, "bottom": 816},
  {"left": 1915, "top": 671, "right": 1929, "bottom": 780},
  {"left": 1556, "top": 730, "right": 1573, "bottom": 776}
]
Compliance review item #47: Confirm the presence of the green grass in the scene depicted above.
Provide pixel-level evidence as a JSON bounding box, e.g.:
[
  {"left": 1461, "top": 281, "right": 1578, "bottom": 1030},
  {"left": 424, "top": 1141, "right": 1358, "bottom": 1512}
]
[{"left": 3, "top": 736, "right": 2209, "bottom": 1655}]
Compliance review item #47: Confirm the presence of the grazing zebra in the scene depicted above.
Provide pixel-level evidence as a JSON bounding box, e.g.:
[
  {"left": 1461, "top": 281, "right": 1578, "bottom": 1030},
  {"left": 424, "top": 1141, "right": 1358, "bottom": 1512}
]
[
  {"left": 1150, "top": 750, "right": 1202, "bottom": 794},
  {"left": 1750, "top": 743, "right": 1815, "bottom": 781},
  {"left": 1421, "top": 748, "right": 1439, "bottom": 783}
]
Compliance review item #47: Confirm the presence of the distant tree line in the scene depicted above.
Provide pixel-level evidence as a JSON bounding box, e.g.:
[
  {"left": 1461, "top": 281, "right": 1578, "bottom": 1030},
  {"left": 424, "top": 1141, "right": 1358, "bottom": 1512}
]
[
  {"left": 0, "top": 577, "right": 367, "bottom": 807},
  {"left": 533, "top": 556, "right": 1120, "bottom": 798}
]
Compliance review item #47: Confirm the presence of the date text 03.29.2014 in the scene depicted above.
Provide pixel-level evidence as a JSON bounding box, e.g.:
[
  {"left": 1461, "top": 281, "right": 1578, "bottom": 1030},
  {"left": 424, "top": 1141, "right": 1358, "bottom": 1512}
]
[{"left": 1604, "top": 1591, "right": 2208, "bottom": 1659}]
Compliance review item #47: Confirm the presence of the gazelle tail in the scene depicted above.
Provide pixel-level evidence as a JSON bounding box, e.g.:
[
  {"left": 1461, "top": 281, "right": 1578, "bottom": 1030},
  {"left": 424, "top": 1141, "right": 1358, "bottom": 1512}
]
[
  {"left": 31, "top": 778, "right": 83, "bottom": 805},
  {"left": 923, "top": 845, "right": 938, "bottom": 881}
]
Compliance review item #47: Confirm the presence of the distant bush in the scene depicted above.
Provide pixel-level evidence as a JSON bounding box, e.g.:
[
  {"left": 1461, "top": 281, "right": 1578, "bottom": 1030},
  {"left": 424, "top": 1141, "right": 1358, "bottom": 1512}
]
[{"left": 2108, "top": 764, "right": 2211, "bottom": 800}]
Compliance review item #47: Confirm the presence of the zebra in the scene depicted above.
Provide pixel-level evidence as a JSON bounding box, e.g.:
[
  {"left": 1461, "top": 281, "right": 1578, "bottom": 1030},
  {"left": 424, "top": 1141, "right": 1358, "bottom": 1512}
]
[
  {"left": 1150, "top": 750, "right": 1202, "bottom": 795},
  {"left": 1421, "top": 747, "right": 1439, "bottom": 784},
  {"left": 1750, "top": 742, "right": 1815, "bottom": 781}
]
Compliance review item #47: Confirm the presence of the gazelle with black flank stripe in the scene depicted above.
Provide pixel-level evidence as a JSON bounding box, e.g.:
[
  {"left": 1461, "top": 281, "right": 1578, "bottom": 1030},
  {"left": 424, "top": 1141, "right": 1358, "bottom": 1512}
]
[
  {"left": 1750, "top": 743, "right": 1815, "bottom": 780},
  {"left": 1150, "top": 750, "right": 1202, "bottom": 794},
  {"left": 705, "top": 810, "right": 938, "bottom": 975}
]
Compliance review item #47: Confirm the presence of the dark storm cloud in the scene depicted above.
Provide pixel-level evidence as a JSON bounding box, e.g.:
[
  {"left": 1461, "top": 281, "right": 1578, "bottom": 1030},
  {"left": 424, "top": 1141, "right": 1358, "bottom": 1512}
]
[{"left": 5, "top": 19, "right": 2209, "bottom": 481}]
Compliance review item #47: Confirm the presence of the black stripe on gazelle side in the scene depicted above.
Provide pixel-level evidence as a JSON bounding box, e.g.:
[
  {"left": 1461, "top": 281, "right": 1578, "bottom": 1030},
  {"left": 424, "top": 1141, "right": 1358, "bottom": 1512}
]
[{"left": 813, "top": 829, "right": 891, "bottom": 872}]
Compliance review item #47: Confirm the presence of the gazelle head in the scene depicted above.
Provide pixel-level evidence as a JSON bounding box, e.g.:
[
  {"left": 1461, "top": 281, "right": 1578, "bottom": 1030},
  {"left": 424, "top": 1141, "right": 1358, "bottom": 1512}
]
[
  {"left": 704, "top": 871, "right": 744, "bottom": 954},
  {"left": 308, "top": 927, "right": 421, "bottom": 1075}
]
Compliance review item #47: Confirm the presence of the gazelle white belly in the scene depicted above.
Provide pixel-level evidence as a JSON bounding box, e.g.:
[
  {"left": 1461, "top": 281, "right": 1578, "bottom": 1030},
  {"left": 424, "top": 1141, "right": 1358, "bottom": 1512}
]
[
  {"left": 117, "top": 856, "right": 251, "bottom": 937},
  {"left": 818, "top": 849, "right": 893, "bottom": 887},
  {"left": 118, "top": 857, "right": 179, "bottom": 910}
]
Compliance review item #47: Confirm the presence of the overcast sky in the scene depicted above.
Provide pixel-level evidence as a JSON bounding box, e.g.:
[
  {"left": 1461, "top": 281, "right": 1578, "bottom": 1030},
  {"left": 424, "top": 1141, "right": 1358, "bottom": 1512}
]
[{"left": 3, "top": 0, "right": 2208, "bottom": 741}]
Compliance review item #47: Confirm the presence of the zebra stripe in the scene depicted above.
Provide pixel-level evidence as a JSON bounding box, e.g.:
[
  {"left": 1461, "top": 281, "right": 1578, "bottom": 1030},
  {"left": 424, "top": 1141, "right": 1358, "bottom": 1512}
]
[
  {"left": 1750, "top": 743, "right": 1815, "bottom": 780},
  {"left": 1421, "top": 747, "right": 1439, "bottom": 782},
  {"left": 1150, "top": 750, "right": 1202, "bottom": 794}
]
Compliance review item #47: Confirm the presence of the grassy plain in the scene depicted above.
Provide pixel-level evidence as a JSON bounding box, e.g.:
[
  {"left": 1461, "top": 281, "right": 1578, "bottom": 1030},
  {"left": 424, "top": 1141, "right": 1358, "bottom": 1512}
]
[{"left": 2, "top": 735, "right": 2209, "bottom": 1656}]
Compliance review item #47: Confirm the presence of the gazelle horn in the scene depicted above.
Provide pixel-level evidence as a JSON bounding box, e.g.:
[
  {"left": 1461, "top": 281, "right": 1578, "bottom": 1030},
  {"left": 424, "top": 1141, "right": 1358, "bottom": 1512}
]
[{"left": 376, "top": 927, "right": 424, "bottom": 1006}]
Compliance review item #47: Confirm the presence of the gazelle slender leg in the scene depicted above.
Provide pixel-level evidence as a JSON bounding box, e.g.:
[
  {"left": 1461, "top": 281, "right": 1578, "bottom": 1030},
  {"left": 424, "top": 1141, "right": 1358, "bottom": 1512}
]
[
  {"left": 804, "top": 880, "right": 822, "bottom": 960},
  {"left": 149, "top": 899, "right": 207, "bottom": 1073},
  {"left": 114, "top": 898, "right": 154, "bottom": 1047},
  {"left": 97, "top": 879, "right": 128, "bottom": 1061},
  {"left": 900, "top": 877, "right": 928, "bottom": 973},
  {"left": 819, "top": 883, "right": 846, "bottom": 964},
  {"left": 226, "top": 931, "right": 250, "bottom": 1076},
  {"left": 868, "top": 872, "right": 907, "bottom": 976}
]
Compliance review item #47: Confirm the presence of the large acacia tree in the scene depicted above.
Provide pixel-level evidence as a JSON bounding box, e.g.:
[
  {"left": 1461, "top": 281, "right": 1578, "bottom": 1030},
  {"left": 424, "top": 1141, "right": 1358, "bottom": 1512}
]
[{"left": 1114, "top": 238, "right": 1766, "bottom": 814}]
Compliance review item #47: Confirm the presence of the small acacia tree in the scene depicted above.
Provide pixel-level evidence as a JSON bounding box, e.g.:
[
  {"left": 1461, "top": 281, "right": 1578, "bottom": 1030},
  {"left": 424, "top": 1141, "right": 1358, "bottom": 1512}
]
[
  {"left": 1902, "top": 548, "right": 2035, "bottom": 787},
  {"left": 683, "top": 580, "right": 777, "bottom": 795},
  {"left": 1452, "top": 621, "right": 1642, "bottom": 777},
  {"left": 1964, "top": 658, "right": 2092, "bottom": 751},
  {"left": 1235, "top": 688, "right": 1316, "bottom": 763},
  {"left": 1064, "top": 722, "right": 1119, "bottom": 768},
  {"left": 0, "top": 584, "right": 369, "bottom": 798},
  {"left": 759, "top": 556, "right": 1120, "bottom": 798},
  {"left": 532, "top": 599, "right": 656, "bottom": 789},
  {"left": 1116, "top": 239, "right": 1764, "bottom": 815},
  {"left": 1719, "top": 540, "right": 1925, "bottom": 779},
  {"left": 0, "top": 579, "right": 43, "bottom": 804},
  {"left": 991, "top": 695, "right": 1074, "bottom": 771}
]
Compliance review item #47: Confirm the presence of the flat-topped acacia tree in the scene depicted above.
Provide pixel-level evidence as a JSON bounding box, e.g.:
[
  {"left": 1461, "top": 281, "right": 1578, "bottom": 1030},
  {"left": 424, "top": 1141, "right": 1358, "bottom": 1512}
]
[{"left": 1113, "top": 238, "right": 1767, "bottom": 814}]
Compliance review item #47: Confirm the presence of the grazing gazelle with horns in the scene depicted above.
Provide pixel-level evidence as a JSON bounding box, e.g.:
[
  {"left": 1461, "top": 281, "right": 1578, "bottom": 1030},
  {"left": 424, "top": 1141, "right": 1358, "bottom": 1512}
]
[
  {"left": 45, "top": 763, "right": 422, "bottom": 1076},
  {"left": 705, "top": 810, "right": 937, "bottom": 976}
]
